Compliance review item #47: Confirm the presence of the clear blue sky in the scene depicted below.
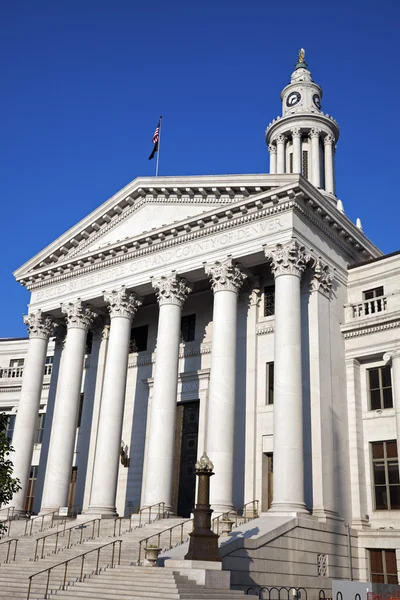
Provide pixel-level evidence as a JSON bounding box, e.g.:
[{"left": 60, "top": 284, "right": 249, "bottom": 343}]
[{"left": 1, "top": 0, "right": 399, "bottom": 338}]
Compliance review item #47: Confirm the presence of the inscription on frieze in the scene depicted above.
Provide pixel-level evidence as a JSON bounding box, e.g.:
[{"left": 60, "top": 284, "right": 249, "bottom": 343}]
[{"left": 33, "top": 217, "right": 288, "bottom": 303}]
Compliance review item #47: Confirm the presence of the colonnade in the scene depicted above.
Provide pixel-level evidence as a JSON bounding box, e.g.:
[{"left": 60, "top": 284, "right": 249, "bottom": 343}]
[
  {"left": 10, "top": 242, "right": 334, "bottom": 517},
  {"left": 269, "top": 128, "right": 336, "bottom": 194}
]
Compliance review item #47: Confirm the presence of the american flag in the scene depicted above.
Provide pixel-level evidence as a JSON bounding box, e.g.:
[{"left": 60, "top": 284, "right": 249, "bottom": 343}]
[
  {"left": 149, "top": 118, "right": 161, "bottom": 161},
  {"left": 152, "top": 123, "right": 160, "bottom": 144}
]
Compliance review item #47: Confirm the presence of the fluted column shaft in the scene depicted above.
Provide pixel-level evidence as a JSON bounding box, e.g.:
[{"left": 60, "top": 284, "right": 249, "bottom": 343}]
[
  {"left": 142, "top": 273, "right": 192, "bottom": 512},
  {"left": 276, "top": 136, "right": 286, "bottom": 174},
  {"left": 87, "top": 288, "right": 141, "bottom": 516},
  {"left": 310, "top": 128, "right": 321, "bottom": 188},
  {"left": 205, "top": 258, "right": 246, "bottom": 511},
  {"left": 41, "top": 301, "right": 95, "bottom": 513},
  {"left": 324, "top": 135, "right": 335, "bottom": 194},
  {"left": 10, "top": 311, "right": 52, "bottom": 513},
  {"left": 265, "top": 241, "right": 309, "bottom": 513},
  {"left": 291, "top": 128, "right": 301, "bottom": 174},
  {"left": 268, "top": 144, "right": 277, "bottom": 174}
]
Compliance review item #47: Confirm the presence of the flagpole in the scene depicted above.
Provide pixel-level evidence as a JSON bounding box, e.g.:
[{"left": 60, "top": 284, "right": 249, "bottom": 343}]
[{"left": 155, "top": 115, "right": 162, "bottom": 177}]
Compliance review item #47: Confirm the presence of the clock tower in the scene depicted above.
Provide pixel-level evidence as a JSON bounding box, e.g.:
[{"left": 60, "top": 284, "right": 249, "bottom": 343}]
[{"left": 266, "top": 49, "right": 339, "bottom": 198}]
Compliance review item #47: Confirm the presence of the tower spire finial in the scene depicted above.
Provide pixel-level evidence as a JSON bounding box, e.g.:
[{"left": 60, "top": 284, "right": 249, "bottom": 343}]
[{"left": 296, "top": 48, "right": 307, "bottom": 69}]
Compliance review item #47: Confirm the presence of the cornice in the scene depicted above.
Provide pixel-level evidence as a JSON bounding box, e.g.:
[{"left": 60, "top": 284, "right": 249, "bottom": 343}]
[
  {"left": 0, "top": 383, "right": 50, "bottom": 393},
  {"left": 256, "top": 323, "right": 275, "bottom": 335},
  {"left": 266, "top": 112, "right": 340, "bottom": 143},
  {"left": 342, "top": 320, "right": 400, "bottom": 339}
]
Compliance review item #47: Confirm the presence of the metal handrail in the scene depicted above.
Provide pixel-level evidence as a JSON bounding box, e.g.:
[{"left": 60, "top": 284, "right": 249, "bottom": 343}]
[
  {"left": 0, "top": 506, "right": 15, "bottom": 520},
  {"left": 24, "top": 509, "right": 63, "bottom": 536},
  {"left": 212, "top": 499, "right": 259, "bottom": 534},
  {"left": 138, "top": 502, "right": 166, "bottom": 527},
  {"left": 0, "top": 519, "right": 13, "bottom": 537},
  {"left": 138, "top": 518, "right": 193, "bottom": 564},
  {"left": 27, "top": 539, "right": 122, "bottom": 600},
  {"left": 0, "top": 538, "right": 18, "bottom": 563},
  {"left": 34, "top": 518, "right": 101, "bottom": 561}
]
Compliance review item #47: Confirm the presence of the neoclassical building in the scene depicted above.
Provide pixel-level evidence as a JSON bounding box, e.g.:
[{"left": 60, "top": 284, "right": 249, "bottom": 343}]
[{"left": 2, "top": 51, "right": 400, "bottom": 584}]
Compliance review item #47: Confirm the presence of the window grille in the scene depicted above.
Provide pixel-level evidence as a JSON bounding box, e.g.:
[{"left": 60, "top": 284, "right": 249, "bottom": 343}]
[
  {"left": 302, "top": 150, "right": 308, "bottom": 178},
  {"left": 264, "top": 285, "right": 275, "bottom": 317},
  {"left": 181, "top": 314, "right": 196, "bottom": 343}
]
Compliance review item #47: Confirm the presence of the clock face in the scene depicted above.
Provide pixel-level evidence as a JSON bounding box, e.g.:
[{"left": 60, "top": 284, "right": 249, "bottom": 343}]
[
  {"left": 286, "top": 92, "right": 301, "bottom": 107},
  {"left": 313, "top": 94, "right": 321, "bottom": 109}
]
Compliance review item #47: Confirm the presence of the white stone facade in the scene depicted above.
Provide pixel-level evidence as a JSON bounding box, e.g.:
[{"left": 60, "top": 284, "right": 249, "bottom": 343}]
[{"left": 1, "top": 51, "right": 400, "bottom": 588}]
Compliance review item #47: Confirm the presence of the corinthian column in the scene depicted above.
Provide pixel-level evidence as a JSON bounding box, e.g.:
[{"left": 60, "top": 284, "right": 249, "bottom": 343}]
[
  {"left": 268, "top": 144, "right": 277, "bottom": 174},
  {"left": 291, "top": 127, "right": 301, "bottom": 174},
  {"left": 310, "top": 128, "right": 321, "bottom": 188},
  {"left": 204, "top": 257, "right": 246, "bottom": 511},
  {"left": 142, "top": 273, "right": 192, "bottom": 512},
  {"left": 324, "top": 134, "right": 335, "bottom": 194},
  {"left": 87, "top": 288, "right": 142, "bottom": 516},
  {"left": 11, "top": 311, "right": 52, "bottom": 514},
  {"left": 276, "top": 135, "right": 286, "bottom": 174},
  {"left": 308, "top": 260, "right": 339, "bottom": 521},
  {"left": 41, "top": 300, "right": 95, "bottom": 513},
  {"left": 265, "top": 240, "right": 310, "bottom": 513}
]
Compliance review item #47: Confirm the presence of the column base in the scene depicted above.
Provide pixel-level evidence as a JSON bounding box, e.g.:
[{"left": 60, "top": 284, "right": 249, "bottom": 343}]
[
  {"left": 351, "top": 517, "right": 371, "bottom": 530},
  {"left": 210, "top": 503, "right": 234, "bottom": 514},
  {"left": 312, "top": 508, "right": 343, "bottom": 523},
  {"left": 268, "top": 500, "right": 309, "bottom": 515},
  {"left": 85, "top": 505, "right": 118, "bottom": 519}
]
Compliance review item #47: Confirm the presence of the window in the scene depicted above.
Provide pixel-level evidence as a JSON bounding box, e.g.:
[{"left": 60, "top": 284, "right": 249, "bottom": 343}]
[
  {"left": 289, "top": 153, "right": 293, "bottom": 174},
  {"left": 5, "top": 415, "right": 15, "bottom": 441},
  {"left": 44, "top": 356, "right": 53, "bottom": 376},
  {"left": 264, "top": 285, "right": 275, "bottom": 317},
  {"left": 25, "top": 466, "right": 38, "bottom": 513},
  {"left": 364, "top": 286, "right": 384, "bottom": 300},
  {"left": 370, "top": 549, "right": 398, "bottom": 584},
  {"left": 302, "top": 150, "right": 308, "bottom": 178},
  {"left": 266, "top": 362, "right": 274, "bottom": 405},
  {"left": 130, "top": 325, "right": 148, "bottom": 353},
  {"left": 181, "top": 314, "right": 196, "bottom": 343},
  {"left": 9, "top": 359, "right": 24, "bottom": 368},
  {"left": 34, "top": 414, "right": 46, "bottom": 444},
  {"left": 8, "top": 359, "right": 24, "bottom": 377},
  {"left": 85, "top": 331, "right": 93, "bottom": 354},
  {"left": 368, "top": 366, "right": 393, "bottom": 410},
  {"left": 77, "top": 394, "right": 84, "bottom": 429},
  {"left": 371, "top": 441, "right": 400, "bottom": 510}
]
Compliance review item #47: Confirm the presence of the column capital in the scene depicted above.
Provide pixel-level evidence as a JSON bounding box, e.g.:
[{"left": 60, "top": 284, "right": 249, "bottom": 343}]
[
  {"left": 311, "top": 259, "right": 334, "bottom": 297},
  {"left": 268, "top": 143, "right": 277, "bottom": 155},
  {"left": 275, "top": 134, "right": 287, "bottom": 144},
  {"left": 61, "top": 299, "right": 96, "bottom": 330},
  {"left": 324, "top": 133, "right": 335, "bottom": 146},
  {"left": 23, "top": 310, "right": 53, "bottom": 340},
  {"left": 152, "top": 272, "right": 192, "bottom": 307},
  {"left": 291, "top": 127, "right": 301, "bottom": 138},
  {"left": 205, "top": 257, "right": 247, "bottom": 294},
  {"left": 309, "top": 127, "right": 322, "bottom": 139},
  {"left": 265, "top": 240, "right": 311, "bottom": 278},
  {"left": 103, "top": 286, "right": 142, "bottom": 320},
  {"left": 383, "top": 350, "right": 400, "bottom": 364}
]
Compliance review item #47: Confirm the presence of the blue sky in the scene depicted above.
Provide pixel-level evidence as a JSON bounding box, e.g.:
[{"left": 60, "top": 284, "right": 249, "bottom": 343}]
[{"left": 1, "top": 0, "right": 399, "bottom": 338}]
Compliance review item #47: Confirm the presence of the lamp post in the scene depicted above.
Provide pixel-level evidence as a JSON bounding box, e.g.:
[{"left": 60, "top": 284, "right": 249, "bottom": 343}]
[{"left": 185, "top": 452, "right": 221, "bottom": 562}]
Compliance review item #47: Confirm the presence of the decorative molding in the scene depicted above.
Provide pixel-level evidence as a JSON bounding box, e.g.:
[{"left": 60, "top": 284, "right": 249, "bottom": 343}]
[
  {"left": 103, "top": 286, "right": 142, "bottom": 320},
  {"left": 265, "top": 239, "right": 311, "bottom": 278},
  {"left": 61, "top": 300, "right": 96, "bottom": 330},
  {"left": 311, "top": 259, "right": 333, "bottom": 297},
  {"left": 324, "top": 134, "right": 335, "bottom": 146},
  {"left": 256, "top": 324, "right": 275, "bottom": 335},
  {"left": 151, "top": 272, "right": 192, "bottom": 307},
  {"left": 309, "top": 127, "right": 322, "bottom": 139},
  {"left": 205, "top": 257, "right": 246, "bottom": 294},
  {"left": 343, "top": 321, "right": 400, "bottom": 339},
  {"left": 275, "top": 134, "right": 286, "bottom": 144},
  {"left": 127, "top": 342, "right": 212, "bottom": 368},
  {"left": 291, "top": 127, "right": 301, "bottom": 138},
  {"left": 23, "top": 310, "right": 53, "bottom": 340},
  {"left": 268, "top": 144, "right": 277, "bottom": 155},
  {"left": 0, "top": 383, "right": 50, "bottom": 393}
]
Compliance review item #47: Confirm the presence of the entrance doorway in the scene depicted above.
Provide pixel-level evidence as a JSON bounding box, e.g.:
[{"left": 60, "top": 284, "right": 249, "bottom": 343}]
[
  {"left": 262, "top": 452, "right": 273, "bottom": 512},
  {"left": 172, "top": 401, "right": 199, "bottom": 517}
]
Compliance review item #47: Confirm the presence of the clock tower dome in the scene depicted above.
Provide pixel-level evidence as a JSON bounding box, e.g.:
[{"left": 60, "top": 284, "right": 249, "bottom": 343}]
[{"left": 266, "top": 49, "right": 339, "bottom": 198}]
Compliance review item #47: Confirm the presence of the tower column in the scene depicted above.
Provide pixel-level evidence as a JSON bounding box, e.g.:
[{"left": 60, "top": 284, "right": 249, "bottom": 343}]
[
  {"left": 268, "top": 144, "right": 277, "bottom": 174},
  {"left": 310, "top": 128, "right": 321, "bottom": 188},
  {"left": 324, "top": 134, "right": 335, "bottom": 194},
  {"left": 291, "top": 128, "right": 302, "bottom": 174},
  {"left": 9, "top": 311, "right": 52, "bottom": 514},
  {"left": 276, "top": 135, "right": 286, "bottom": 174},
  {"left": 204, "top": 257, "right": 246, "bottom": 512},
  {"left": 41, "top": 301, "right": 95, "bottom": 513},
  {"left": 265, "top": 240, "right": 310, "bottom": 513},
  {"left": 142, "top": 273, "right": 192, "bottom": 512},
  {"left": 87, "top": 288, "right": 142, "bottom": 517}
]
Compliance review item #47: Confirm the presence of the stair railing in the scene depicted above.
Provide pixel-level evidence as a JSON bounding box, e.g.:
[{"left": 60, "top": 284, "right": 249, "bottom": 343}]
[
  {"left": 0, "top": 538, "right": 18, "bottom": 563},
  {"left": 212, "top": 499, "right": 259, "bottom": 535},
  {"left": 138, "top": 517, "right": 193, "bottom": 564},
  {"left": 34, "top": 518, "right": 101, "bottom": 561},
  {"left": 138, "top": 502, "right": 166, "bottom": 527},
  {"left": 0, "top": 519, "right": 13, "bottom": 537},
  {"left": 0, "top": 506, "right": 15, "bottom": 520},
  {"left": 27, "top": 539, "right": 122, "bottom": 600},
  {"left": 24, "top": 509, "right": 65, "bottom": 536}
]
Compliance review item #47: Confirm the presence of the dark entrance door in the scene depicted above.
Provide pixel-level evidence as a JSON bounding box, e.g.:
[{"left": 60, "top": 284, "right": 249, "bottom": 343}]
[{"left": 173, "top": 401, "right": 199, "bottom": 517}]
